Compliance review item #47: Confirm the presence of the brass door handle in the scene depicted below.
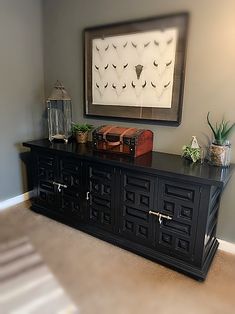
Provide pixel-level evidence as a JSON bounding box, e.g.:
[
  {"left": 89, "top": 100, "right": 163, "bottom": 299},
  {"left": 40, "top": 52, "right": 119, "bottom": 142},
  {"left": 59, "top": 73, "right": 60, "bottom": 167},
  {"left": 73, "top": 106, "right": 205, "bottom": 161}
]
[{"left": 148, "top": 210, "right": 172, "bottom": 224}]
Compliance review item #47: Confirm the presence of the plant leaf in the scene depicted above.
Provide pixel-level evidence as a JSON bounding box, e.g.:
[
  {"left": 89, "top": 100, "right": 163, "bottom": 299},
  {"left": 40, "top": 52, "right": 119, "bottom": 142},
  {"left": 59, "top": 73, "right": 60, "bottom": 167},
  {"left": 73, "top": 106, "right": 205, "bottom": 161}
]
[
  {"left": 222, "top": 123, "right": 235, "bottom": 140},
  {"left": 207, "top": 112, "right": 217, "bottom": 139}
]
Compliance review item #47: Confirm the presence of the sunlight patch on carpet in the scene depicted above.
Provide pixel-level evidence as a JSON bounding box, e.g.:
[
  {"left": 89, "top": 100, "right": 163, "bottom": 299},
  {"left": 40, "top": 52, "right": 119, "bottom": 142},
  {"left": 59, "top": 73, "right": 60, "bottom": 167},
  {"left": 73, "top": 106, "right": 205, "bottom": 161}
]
[{"left": 0, "top": 237, "right": 79, "bottom": 314}]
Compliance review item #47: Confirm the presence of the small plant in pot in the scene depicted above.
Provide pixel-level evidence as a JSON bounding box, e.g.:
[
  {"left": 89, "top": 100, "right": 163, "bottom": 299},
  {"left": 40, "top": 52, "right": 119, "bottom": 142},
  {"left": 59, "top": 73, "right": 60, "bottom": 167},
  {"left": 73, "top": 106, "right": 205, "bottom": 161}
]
[
  {"left": 72, "top": 123, "right": 93, "bottom": 144},
  {"left": 207, "top": 112, "right": 235, "bottom": 167},
  {"left": 182, "top": 136, "right": 203, "bottom": 163}
]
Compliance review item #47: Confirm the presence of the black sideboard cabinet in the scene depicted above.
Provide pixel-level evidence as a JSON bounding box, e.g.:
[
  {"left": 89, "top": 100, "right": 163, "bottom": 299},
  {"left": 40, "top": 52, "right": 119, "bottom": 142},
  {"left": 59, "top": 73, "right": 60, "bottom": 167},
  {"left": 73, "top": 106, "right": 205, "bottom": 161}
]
[{"left": 23, "top": 139, "right": 234, "bottom": 280}]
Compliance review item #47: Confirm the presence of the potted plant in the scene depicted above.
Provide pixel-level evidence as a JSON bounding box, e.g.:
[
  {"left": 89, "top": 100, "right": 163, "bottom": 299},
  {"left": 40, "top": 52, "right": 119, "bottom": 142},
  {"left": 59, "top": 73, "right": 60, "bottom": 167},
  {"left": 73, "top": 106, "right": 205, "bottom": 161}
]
[
  {"left": 182, "top": 136, "right": 202, "bottom": 163},
  {"left": 72, "top": 123, "right": 93, "bottom": 144},
  {"left": 207, "top": 112, "right": 235, "bottom": 167}
]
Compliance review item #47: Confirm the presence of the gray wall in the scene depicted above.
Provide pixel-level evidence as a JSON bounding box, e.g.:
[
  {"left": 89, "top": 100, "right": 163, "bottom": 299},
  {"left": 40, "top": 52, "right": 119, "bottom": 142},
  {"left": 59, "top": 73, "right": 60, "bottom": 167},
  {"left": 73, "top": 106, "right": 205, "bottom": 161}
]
[
  {"left": 0, "top": 0, "right": 45, "bottom": 201},
  {"left": 43, "top": 0, "right": 235, "bottom": 243}
]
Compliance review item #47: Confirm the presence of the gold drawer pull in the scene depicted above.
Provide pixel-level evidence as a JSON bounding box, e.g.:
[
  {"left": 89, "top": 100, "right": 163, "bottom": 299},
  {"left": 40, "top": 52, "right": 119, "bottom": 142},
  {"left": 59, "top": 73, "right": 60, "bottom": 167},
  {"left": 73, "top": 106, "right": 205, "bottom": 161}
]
[{"left": 149, "top": 210, "right": 172, "bottom": 224}]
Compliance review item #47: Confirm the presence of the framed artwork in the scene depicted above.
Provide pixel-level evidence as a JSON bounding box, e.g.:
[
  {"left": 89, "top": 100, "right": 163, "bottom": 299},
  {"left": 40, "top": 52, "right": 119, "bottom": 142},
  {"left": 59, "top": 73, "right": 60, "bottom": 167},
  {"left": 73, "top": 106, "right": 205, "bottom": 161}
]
[{"left": 84, "top": 12, "right": 189, "bottom": 126}]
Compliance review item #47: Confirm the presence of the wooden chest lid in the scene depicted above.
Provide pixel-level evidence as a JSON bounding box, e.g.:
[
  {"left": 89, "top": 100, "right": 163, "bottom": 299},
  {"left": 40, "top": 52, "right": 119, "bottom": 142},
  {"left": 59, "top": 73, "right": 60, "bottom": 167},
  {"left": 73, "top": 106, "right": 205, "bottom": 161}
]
[{"left": 95, "top": 125, "right": 139, "bottom": 137}]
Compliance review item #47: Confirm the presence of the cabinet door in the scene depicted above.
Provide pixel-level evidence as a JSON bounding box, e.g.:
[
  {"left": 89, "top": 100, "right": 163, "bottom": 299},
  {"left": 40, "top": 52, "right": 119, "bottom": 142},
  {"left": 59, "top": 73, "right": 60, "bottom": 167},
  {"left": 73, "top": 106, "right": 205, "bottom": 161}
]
[
  {"left": 35, "top": 153, "right": 59, "bottom": 211},
  {"left": 154, "top": 178, "right": 200, "bottom": 262},
  {"left": 119, "top": 170, "right": 155, "bottom": 247},
  {"left": 59, "top": 157, "right": 84, "bottom": 221},
  {"left": 87, "top": 163, "right": 115, "bottom": 231}
]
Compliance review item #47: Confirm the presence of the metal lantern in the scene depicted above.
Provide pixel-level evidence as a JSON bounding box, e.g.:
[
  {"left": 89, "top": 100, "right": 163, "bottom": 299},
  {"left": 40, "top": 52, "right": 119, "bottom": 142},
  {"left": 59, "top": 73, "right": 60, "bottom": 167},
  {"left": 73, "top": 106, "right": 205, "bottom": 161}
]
[{"left": 47, "top": 81, "right": 72, "bottom": 143}]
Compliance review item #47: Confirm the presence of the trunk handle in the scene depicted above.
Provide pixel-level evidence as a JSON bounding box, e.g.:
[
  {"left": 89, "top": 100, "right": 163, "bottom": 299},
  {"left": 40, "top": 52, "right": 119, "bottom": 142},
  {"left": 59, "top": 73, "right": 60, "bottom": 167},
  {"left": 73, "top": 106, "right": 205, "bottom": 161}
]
[{"left": 105, "top": 127, "right": 136, "bottom": 152}]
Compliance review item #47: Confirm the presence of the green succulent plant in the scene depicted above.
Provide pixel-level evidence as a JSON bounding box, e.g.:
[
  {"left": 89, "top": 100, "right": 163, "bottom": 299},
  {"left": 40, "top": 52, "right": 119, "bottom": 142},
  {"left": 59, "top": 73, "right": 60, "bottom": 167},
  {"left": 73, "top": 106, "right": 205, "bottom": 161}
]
[
  {"left": 72, "top": 123, "right": 93, "bottom": 133},
  {"left": 182, "top": 145, "right": 201, "bottom": 163},
  {"left": 207, "top": 112, "right": 235, "bottom": 146}
]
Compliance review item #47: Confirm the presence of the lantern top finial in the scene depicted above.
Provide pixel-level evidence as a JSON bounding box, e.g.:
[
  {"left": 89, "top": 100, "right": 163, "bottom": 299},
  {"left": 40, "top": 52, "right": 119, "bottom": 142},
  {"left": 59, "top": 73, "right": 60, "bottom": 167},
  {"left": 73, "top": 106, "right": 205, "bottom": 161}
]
[{"left": 47, "top": 80, "right": 71, "bottom": 101}]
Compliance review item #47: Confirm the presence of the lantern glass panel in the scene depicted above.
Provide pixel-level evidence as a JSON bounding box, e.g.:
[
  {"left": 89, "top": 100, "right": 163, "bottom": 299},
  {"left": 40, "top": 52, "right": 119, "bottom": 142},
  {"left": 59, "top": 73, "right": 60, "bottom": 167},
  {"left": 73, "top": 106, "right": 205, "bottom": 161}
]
[{"left": 47, "top": 100, "right": 72, "bottom": 143}]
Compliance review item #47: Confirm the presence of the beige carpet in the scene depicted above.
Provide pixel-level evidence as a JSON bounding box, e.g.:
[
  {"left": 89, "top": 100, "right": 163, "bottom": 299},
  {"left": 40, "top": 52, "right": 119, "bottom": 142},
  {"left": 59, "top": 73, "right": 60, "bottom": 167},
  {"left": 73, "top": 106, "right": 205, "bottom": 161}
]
[
  {"left": 0, "top": 237, "right": 79, "bottom": 313},
  {"left": 0, "top": 201, "right": 235, "bottom": 314}
]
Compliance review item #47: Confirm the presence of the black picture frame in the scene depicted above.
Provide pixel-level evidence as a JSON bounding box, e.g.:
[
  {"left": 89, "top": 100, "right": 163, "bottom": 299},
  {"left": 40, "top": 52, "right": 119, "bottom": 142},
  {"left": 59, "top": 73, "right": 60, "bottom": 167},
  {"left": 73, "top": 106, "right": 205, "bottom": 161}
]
[{"left": 84, "top": 12, "right": 189, "bottom": 126}]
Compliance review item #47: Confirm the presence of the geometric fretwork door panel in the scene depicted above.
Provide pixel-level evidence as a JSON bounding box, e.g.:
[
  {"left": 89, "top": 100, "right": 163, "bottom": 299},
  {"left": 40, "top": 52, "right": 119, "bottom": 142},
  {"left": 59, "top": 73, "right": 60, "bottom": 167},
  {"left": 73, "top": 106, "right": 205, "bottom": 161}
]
[
  {"left": 35, "top": 153, "right": 59, "bottom": 211},
  {"left": 35, "top": 153, "right": 84, "bottom": 221},
  {"left": 59, "top": 157, "right": 84, "bottom": 220},
  {"left": 87, "top": 163, "right": 115, "bottom": 232},
  {"left": 119, "top": 170, "right": 155, "bottom": 247},
  {"left": 154, "top": 178, "right": 201, "bottom": 262}
]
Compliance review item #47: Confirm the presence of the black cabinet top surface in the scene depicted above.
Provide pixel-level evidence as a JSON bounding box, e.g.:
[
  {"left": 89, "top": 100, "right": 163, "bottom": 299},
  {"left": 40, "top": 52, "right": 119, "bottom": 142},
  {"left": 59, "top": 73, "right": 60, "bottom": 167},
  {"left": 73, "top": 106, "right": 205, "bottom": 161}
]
[{"left": 23, "top": 139, "right": 234, "bottom": 187}]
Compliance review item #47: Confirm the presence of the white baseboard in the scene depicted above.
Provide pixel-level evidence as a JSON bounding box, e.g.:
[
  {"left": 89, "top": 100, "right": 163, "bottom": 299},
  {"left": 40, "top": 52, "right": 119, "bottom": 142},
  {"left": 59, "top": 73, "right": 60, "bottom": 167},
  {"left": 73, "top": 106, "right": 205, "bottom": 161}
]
[
  {"left": 218, "top": 239, "right": 235, "bottom": 255},
  {"left": 0, "top": 191, "right": 33, "bottom": 212}
]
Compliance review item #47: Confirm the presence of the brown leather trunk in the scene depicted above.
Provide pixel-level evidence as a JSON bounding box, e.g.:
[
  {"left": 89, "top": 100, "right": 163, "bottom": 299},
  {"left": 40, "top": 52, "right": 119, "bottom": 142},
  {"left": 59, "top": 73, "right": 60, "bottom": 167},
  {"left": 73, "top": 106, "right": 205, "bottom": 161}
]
[{"left": 92, "top": 125, "right": 153, "bottom": 157}]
